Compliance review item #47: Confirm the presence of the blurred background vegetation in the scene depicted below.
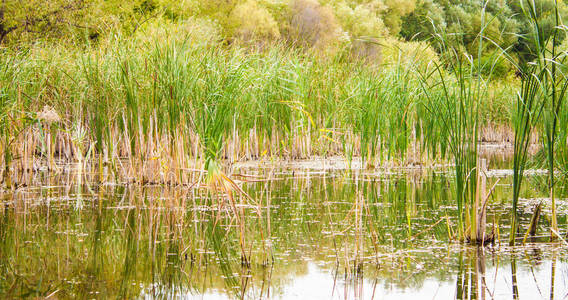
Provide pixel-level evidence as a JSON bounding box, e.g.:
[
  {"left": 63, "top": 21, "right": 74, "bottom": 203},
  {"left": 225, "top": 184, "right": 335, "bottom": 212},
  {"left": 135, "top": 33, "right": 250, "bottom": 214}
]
[{"left": 2, "top": 0, "right": 566, "bottom": 73}]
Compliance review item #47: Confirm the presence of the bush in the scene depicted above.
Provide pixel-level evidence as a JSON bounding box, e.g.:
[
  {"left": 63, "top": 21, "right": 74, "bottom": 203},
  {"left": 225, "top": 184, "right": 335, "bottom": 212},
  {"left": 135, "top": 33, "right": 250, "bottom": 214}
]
[
  {"left": 132, "top": 17, "right": 221, "bottom": 46},
  {"left": 333, "top": 1, "right": 387, "bottom": 38},
  {"left": 382, "top": 0, "right": 416, "bottom": 35},
  {"left": 228, "top": 0, "right": 281, "bottom": 42},
  {"left": 473, "top": 51, "right": 513, "bottom": 78},
  {"left": 381, "top": 38, "right": 438, "bottom": 68},
  {"left": 287, "top": 0, "right": 345, "bottom": 51}
]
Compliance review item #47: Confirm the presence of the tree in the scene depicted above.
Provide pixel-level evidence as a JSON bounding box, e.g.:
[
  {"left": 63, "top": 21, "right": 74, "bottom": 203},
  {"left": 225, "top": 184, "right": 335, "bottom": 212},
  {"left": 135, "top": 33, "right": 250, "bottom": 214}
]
[
  {"left": 401, "top": 0, "right": 520, "bottom": 57},
  {"left": 400, "top": 0, "right": 446, "bottom": 41},
  {"left": 0, "top": 0, "right": 90, "bottom": 45},
  {"left": 509, "top": 0, "right": 568, "bottom": 65}
]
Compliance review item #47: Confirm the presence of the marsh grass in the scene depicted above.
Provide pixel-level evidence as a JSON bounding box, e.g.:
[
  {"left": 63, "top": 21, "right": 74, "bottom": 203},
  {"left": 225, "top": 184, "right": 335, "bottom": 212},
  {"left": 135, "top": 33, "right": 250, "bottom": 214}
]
[
  {"left": 417, "top": 35, "right": 480, "bottom": 242},
  {"left": 537, "top": 4, "right": 568, "bottom": 241},
  {"left": 510, "top": 62, "right": 546, "bottom": 245},
  {"left": 416, "top": 2, "right": 508, "bottom": 244},
  {"left": 0, "top": 31, "right": 519, "bottom": 189},
  {"left": 509, "top": 0, "right": 568, "bottom": 244}
]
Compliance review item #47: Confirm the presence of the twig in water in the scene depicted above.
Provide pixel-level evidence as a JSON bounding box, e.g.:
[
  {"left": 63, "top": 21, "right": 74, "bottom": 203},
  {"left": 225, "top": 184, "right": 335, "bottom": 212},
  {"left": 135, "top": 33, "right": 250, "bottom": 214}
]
[{"left": 409, "top": 216, "right": 449, "bottom": 241}]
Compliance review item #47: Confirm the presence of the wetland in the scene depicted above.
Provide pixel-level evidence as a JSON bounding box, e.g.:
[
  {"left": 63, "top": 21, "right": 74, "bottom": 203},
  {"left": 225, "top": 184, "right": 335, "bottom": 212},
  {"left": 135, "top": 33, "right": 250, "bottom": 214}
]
[{"left": 1, "top": 153, "right": 567, "bottom": 299}]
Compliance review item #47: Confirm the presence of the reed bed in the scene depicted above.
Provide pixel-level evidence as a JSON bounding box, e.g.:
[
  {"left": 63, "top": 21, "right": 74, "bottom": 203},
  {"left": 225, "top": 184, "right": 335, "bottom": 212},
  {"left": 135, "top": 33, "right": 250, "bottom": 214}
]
[
  {"left": 0, "top": 33, "right": 516, "bottom": 189},
  {"left": 509, "top": 0, "right": 568, "bottom": 245},
  {"left": 416, "top": 2, "right": 504, "bottom": 244}
]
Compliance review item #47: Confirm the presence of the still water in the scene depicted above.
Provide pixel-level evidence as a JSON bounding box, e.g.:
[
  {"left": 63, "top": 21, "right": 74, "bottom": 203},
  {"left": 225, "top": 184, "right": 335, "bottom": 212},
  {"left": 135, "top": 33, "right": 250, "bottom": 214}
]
[{"left": 0, "top": 163, "right": 567, "bottom": 299}]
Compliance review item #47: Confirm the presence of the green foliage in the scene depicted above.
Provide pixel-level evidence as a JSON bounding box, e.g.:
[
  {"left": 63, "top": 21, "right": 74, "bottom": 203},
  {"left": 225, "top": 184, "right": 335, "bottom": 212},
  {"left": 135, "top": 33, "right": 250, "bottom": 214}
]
[
  {"left": 333, "top": 1, "right": 388, "bottom": 38},
  {"left": 383, "top": 0, "right": 416, "bottom": 35},
  {"left": 0, "top": 0, "right": 91, "bottom": 44},
  {"left": 228, "top": 0, "right": 281, "bottom": 41},
  {"left": 131, "top": 17, "right": 221, "bottom": 45},
  {"left": 510, "top": 0, "right": 568, "bottom": 65},
  {"left": 287, "top": 0, "right": 345, "bottom": 51},
  {"left": 0, "top": 0, "right": 565, "bottom": 75},
  {"left": 473, "top": 50, "right": 513, "bottom": 77},
  {"left": 197, "top": 0, "right": 282, "bottom": 43},
  {"left": 400, "top": 0, "right": 445, "bottom": 40},
  {"left": 381, "top": 37, "right": 438, "bottom": 67},
  {"left": 401, "top": 0, "right": 520, "bottom": 57}
]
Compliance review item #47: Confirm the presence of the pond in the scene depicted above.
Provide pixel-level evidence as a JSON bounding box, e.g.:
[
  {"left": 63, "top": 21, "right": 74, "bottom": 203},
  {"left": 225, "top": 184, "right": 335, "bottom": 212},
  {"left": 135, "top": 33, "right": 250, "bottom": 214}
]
[{"left": 0, "top": 159, "right": 567, "bottom": 299}]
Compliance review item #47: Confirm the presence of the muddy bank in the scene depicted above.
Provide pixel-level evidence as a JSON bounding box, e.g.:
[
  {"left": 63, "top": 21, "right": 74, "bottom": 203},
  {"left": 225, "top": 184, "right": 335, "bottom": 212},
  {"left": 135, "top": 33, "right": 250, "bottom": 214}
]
[{"left": 233, "top": 142, "right": 540, "bottom": 172}]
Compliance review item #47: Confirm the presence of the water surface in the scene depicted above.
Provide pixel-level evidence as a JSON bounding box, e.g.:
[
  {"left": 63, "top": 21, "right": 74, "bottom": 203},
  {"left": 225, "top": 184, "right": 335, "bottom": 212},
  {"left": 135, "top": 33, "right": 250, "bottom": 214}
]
[{"left": 1, "top": 164, "right": 567, "bottom": 299}]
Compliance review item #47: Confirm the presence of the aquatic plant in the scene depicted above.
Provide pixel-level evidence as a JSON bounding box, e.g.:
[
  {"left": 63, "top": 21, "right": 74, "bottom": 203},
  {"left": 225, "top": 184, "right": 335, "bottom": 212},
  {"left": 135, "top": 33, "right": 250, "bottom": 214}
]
[
  {"left": 536, "top": 0, "right": 568, "bottom": 240},
  {"left": 417, "top": 2, "right": 501, "bottom": 243},
  {"left": 509, "top": 0, "right": 568, "bottom": 244},
  {"left": 509, "top": 61, "right": 545, "bottom": 245},
  {"left": 0, "top": 27, "right": 521, "bottom": 190}
]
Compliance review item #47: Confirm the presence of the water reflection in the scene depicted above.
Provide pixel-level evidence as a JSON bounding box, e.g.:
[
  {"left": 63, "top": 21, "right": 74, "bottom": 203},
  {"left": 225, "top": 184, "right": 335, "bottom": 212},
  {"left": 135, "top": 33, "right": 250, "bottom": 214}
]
[
  {"left": 453, "top": 245, "right": 568, "bottom": 300},
  {"left": 0, "top": 169, "right": 566, "bottom": 299}
]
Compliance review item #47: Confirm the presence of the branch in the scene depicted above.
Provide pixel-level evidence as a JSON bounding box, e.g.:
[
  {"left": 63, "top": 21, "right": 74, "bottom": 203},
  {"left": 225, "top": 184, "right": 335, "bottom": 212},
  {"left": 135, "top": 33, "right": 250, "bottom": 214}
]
[
  {"left": 22, "top": 1, "right": 85, "bottom": 29},
  {"left": 132, "top": 12, "right": 158, "bottom": 34}
]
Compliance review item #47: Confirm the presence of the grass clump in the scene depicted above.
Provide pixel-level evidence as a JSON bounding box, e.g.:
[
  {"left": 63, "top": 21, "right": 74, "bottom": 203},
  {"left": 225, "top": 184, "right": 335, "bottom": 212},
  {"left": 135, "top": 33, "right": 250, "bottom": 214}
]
[
  {"left": 417, "top": 2, "right": 502, "bottom": 243},
  {"left": 509, "top": 0, "right": 568, "bottom": 244}
]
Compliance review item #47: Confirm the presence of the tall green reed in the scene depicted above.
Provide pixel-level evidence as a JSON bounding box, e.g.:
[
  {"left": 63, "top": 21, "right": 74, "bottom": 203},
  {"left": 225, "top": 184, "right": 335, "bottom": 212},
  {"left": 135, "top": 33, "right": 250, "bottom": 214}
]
[
  {"left": 509, "top": 63, "right": 545, "bottom": 245},
  {"left": 417, "top": 2, "right": 499, "bottom": 243},
  {"left": 351, "top": 58, "right": 419, "bottom": 167},
  {"left": 510, "top": 0, "right": 568, "bottom": 244},
  {"left": 0, "top": 52, "right": 14, "bottom": 185},
  {"left": 0, "top": 31, "right": 520, "bottom": 189},
  {"left": 537, "top": 0, "right": 568, "bottom": 239}
]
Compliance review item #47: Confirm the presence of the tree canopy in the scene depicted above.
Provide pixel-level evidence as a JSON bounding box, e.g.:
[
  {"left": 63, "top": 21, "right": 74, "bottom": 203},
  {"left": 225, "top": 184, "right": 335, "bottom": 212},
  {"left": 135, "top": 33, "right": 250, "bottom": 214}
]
[{"left": 1, "top": 0, "right": 566, "bottom": 69}]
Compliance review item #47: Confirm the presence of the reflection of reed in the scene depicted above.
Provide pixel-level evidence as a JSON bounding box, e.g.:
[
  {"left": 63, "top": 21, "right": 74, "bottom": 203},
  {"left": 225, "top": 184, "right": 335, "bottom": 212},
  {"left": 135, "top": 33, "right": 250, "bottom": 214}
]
[
  {"left": 550, "top": 251, "right": 556, "bottom": 300},
  {"left": 332, "top": 263, "right": 365, "bottom": 300},
  {"left": 512, "top": 254, "right": 519, "bottom": 300},
  {"left": 258, "top": 263, "right": 273, "bottom": 299},
  {"left": 456, "top": 247, "right": 491, "bottom": 300},
  {"left": 4, "top": 168, "right": 564, "bottom": 299},
  {"left": 475, "top": 247, "right": 487, "bottom": 300}
]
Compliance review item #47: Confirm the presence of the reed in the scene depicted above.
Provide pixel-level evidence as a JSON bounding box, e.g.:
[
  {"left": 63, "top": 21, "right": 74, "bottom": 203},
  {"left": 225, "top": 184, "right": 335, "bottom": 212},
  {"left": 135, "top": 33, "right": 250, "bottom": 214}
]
[
  {"left": 537, "top": 1, "right": 568, "bottom": 240},
  {"left": 510, "top": 61, "right": 545, "bottom": 245},
  {"left": 0, "top": 29, "right": 520, "bottom": 190},
  {"left": 416, "top": 2, "right": 501, "bottom": 243},
  {"left": 509, "top": 0, "right": 568, "bottom": 245}
]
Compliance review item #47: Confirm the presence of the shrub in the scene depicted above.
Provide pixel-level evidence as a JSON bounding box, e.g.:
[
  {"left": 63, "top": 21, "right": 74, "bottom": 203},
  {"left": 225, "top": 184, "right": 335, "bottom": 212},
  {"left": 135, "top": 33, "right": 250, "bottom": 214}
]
[
  {"left": 287, "top": 0, "right": 345, "bottom": 51},
  {"left": 132, "top": 17, "right": 221, "bottom": 46},
  {"left": 333, "top": 1, "right": 388, "bottom": 38},
  {"left": 382, "top": 0, "right": 416, "bottom": 35},
  {"left": 381, "top": 38, "right": 438, "bottom": 68},
  {"left": 228, "top": 0, "right": 281, "bottom": 42},
  {"left": 473, "top": 51, "right": 513, "bottom": 78}
]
